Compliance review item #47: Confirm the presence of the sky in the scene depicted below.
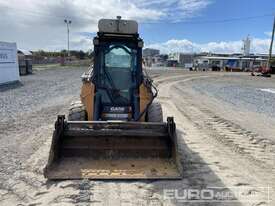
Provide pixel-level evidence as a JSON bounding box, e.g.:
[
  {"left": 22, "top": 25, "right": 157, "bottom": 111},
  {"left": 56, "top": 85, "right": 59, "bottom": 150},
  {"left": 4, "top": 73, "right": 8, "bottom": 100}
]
[{"left": 0, "top": 0, "right": 274, "bottom": 54}]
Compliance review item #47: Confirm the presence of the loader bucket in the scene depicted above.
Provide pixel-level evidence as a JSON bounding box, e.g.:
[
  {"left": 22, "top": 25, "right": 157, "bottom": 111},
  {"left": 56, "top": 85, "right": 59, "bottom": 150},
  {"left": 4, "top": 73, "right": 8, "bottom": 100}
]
[{"left": 44, "top": 115, "right": 182, "bottom": 180}]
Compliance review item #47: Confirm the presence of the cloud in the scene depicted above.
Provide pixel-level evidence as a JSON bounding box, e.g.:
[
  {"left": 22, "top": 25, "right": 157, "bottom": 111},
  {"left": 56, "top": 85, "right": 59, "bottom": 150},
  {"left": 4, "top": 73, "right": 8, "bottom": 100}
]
[
  {"left": 264, "top": 31, "right": 272, "bottom": 37},
  {"left": 0, "top": 0, "right": 210, "bottom": 50},
  {"left": 146, "top": 37, "right": 273, "bottom": 54},
  {"left": 132, "top": 0, "right": 211, "bottom": 22}
]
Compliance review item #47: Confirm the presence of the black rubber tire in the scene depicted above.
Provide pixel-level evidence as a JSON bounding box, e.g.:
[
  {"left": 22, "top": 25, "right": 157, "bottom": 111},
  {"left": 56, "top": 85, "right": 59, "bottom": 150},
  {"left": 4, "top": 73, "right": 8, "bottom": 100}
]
[
  {"left": 68, "top": 101, "right": 87, "bottom": 121},
  {"left": 147, "top": 102, "right": 163, "bottom": 122}
]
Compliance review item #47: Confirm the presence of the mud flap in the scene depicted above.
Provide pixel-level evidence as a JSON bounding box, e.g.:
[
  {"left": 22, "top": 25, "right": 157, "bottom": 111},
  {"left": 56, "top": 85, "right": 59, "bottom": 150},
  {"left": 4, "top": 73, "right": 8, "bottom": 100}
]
[{"left": 44, "top": 115, "right": 182, "bottom": 179}]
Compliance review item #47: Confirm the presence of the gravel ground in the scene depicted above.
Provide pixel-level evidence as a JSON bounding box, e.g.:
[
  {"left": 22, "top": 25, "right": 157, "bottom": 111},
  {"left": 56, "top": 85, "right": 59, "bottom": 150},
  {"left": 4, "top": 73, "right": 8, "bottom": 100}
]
[
  {"left": 0, "top": 68, "right": 274, "bottom": 205},
  {"left": 0, "top": 67, "right": 87, "bottom": 123},
  {"left": 188, "top": 73, "right": 275, "bottom": 118}
]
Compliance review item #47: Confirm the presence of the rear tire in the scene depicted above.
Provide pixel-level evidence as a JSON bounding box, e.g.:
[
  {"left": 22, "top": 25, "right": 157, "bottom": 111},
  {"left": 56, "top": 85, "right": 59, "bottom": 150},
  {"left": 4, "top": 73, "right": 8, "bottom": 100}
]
[
  {"left": 147, "top": 102, "right": 163, "bottom": 122},
  {"left": 68, "top": 101, "right": 87, "bottom": 121}
]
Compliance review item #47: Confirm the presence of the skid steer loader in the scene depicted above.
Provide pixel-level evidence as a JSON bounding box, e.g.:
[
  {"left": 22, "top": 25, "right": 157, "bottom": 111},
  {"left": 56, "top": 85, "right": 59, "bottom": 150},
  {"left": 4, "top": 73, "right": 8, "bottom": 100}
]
[{"left": 44, "top": 17, "right": 182, "bottom": 179}]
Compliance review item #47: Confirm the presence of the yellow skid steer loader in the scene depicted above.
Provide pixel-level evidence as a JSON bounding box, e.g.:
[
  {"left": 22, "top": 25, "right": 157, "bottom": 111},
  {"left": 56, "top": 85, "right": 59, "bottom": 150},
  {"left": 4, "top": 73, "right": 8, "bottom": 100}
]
[{"left": 44, "top": 17, "right": 182, "bottom": 179}]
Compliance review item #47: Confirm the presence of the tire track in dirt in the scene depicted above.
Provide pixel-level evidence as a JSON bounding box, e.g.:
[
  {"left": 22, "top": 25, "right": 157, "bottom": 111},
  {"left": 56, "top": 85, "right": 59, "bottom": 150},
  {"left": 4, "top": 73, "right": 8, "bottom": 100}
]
[
  {"left": 173, "top": 86, "right": 275, "bottom": 170},
  {"left": 173, "top": 105, "right": 273, "bottom": 205},
  {"left": 157, "top": 73, "right": 274, "bottom": 205}
]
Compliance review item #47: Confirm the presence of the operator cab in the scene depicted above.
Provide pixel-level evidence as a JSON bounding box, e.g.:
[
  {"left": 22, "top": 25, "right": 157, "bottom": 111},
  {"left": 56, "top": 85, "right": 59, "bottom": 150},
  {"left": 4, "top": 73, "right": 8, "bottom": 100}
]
[{"left": 92, "top": 17, "right": 144, "bottom": 121}]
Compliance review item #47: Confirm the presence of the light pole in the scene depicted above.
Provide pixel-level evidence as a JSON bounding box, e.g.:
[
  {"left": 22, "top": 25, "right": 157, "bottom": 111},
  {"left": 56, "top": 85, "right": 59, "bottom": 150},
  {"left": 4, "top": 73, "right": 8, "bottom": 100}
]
[
  {"left": 267, "top": 15, "right": 275, "bottom": 70},
  {"left": 64, "top": 19, "right": 72, "bottom": 57}
]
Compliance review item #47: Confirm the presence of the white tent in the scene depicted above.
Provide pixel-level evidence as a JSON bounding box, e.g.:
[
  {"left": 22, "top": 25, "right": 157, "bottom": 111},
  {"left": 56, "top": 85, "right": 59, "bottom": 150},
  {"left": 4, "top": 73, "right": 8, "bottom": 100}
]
[{"left": 0, "top": 41, "right": 20, "bottom": 85}]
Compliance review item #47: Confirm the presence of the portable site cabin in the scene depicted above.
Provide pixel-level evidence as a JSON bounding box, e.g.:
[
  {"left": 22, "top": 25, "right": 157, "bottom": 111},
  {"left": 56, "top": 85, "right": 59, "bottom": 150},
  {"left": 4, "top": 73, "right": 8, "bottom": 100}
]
[
  {"left": 0, "top": 41, "right": 20, "bottom": 85},
  {"left": 18, "top": 49, "right": 33, "bottom": 75}
]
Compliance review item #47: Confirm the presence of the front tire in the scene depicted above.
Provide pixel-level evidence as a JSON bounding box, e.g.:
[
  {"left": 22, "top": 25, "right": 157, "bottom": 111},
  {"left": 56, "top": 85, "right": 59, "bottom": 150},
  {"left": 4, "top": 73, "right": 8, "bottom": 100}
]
[
  {"left": 146, "top": 102, "right": 163, "bottom": 122},
  {"left": 68, "top": 101, "right": 87, "bottom": 121}
]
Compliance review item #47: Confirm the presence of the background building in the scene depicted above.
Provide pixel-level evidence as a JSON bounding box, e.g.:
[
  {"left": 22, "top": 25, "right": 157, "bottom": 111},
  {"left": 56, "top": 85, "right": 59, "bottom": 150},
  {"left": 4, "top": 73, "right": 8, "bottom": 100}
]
[
  {"left": 168, "top": 53, "right": 194, "bottom": 68},
  {"left": 242, "top": 35, "right": 251, "bottom": 56},
  {"left": 193, "top": 54, "right": 268, "bottom": 71},
  {"left": 143, "top": 48, "right": 160, "bottom": 57},
  {"left": 143, "top": 48, "right": 161, "bottom": 67}
]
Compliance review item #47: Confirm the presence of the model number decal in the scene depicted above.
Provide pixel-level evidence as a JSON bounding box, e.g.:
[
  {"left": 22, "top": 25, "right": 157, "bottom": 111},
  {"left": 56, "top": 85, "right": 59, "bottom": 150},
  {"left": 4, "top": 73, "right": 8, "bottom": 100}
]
[{"left": 110, "top": 107, "right": 125, "bottom": 112}]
